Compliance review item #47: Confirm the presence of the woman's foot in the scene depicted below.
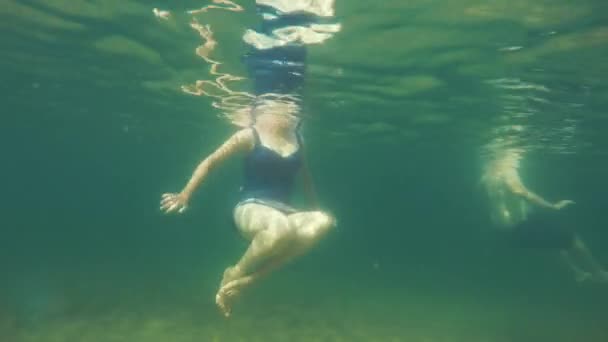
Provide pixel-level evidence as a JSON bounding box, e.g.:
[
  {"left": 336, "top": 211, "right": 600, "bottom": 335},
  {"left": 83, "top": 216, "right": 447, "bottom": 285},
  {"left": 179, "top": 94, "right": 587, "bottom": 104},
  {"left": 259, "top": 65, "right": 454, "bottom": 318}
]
[
  {"left": 215, "top": 275, "right": 255, "bottom": 317},
  {"left": 220, "top": 265, "right": 241, "bottom": 287}
]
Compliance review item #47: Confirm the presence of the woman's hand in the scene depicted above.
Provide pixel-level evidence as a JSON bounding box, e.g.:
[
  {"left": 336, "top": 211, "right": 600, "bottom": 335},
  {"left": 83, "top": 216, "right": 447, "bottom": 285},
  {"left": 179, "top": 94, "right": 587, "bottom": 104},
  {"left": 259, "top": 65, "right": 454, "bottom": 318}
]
[
  {"left": 553, "top": 200, "right": 575, "bottom": 210},
  {"left": 160, "top": 193, "right": 189, "bottom": 214}
]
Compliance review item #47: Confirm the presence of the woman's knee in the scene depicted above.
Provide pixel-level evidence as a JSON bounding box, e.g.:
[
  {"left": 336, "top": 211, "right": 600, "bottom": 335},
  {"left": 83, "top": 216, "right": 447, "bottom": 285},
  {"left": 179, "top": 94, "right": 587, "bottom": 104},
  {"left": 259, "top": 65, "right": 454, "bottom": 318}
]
[
  {"left": 299, "top": 211, "right": 336, "bottom": 239},
  {"left": 317, "top": 211, "right": 337, "bottom": 229}
]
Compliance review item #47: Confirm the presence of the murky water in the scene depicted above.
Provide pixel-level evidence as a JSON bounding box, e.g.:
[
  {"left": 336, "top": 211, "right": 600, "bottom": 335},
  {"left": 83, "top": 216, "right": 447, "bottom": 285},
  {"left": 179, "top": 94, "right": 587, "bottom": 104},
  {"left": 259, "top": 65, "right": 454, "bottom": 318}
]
[{"left": 1, "top": 1, "right": 607, "bottom": 341}]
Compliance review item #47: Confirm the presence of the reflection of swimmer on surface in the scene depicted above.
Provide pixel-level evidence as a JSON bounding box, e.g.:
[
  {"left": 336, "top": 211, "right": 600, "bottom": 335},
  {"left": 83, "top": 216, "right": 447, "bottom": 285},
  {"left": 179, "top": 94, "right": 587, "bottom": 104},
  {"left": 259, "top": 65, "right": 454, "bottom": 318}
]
[
  {"left": 161, "top": 0, "right": 338, "bottom": 318},
  {"left": 481, "top": 149, "right": 608, "bottom": 283}
]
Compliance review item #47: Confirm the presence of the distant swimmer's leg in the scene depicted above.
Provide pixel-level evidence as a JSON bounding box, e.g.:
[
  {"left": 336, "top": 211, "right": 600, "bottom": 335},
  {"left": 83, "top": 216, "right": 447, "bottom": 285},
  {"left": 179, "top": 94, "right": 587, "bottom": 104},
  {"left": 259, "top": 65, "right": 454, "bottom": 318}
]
[
  {"left": 560, "top": 250, "right": 592, "bottom": 283},
  {"left": 563, "top": 235, "right": 608, "bottom": 283},
  {"left": 216, "top": 203, "right": 296, "bottom": 317}
]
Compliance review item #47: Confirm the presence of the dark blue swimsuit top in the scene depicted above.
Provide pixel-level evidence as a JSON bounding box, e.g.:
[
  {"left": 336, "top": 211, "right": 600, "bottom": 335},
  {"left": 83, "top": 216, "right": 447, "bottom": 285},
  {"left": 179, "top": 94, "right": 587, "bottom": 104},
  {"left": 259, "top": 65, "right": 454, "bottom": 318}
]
[{"left": 240, "top": 128, "right": 302, "bottom": 204}]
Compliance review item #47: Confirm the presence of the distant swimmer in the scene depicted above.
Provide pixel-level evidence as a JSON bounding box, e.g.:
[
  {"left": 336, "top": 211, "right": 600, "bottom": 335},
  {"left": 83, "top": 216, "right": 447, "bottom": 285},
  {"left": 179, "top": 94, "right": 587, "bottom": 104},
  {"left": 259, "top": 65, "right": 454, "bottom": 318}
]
[
  {"left": 481, "top": 149, "right": 608, "bottom": 283},
  {"left": 161, "top": 0, "right": 339, "bottom": 317}
]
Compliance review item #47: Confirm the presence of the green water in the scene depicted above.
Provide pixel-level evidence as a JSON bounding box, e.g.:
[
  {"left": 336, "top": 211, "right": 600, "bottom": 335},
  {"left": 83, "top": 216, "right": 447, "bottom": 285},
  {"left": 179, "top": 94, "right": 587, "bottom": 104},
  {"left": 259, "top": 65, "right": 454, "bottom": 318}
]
[{"left": 2, "top": 1, "right": 608, "bottom": 341}]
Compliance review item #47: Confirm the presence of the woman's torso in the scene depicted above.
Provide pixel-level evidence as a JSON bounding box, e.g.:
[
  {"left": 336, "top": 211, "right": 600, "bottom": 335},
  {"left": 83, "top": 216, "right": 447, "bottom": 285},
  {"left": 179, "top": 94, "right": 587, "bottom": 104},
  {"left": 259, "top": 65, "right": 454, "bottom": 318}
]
[
  {"left": 240, "top": 127, "right": 302, "bottom": 204},
  {"left": 484, "top": 169, "right": 530, "bottom": 228}
]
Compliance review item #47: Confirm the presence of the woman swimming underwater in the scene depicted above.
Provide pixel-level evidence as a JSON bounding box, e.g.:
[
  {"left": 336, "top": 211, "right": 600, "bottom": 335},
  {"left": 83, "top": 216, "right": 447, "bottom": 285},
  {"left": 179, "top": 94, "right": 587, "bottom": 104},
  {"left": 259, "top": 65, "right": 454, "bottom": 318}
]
[
  {"left": 482, "top": 148, "right": 608, "bottom": 283},
  {"left": 161, "top": 0, "right": 338, "bottom": 317}
]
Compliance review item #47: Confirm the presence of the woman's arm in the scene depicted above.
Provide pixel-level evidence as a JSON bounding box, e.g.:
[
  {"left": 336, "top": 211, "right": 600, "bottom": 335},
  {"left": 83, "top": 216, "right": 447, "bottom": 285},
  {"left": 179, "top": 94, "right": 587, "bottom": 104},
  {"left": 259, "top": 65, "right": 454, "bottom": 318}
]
[
  {"left": 512, "top": 185, "right": 555, "bottom": 209},
  {"left": 161, "top": 129, "right": 253, "bottom": 213},
  {"left": 506, "top": 177, "right": 572, "bottom": 210},
  {"left": 181, "top": 129, "right": 252, "bottom": 198}
]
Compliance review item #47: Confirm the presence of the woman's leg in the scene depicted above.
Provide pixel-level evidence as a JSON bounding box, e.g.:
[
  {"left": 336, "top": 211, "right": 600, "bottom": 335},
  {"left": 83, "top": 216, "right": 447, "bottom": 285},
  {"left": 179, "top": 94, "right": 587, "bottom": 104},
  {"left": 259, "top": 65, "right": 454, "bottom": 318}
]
[
  {"left": 216, "top": 210, "right": 335, "bottom": 316},
  {"left": 219, "top": 211, "right": 335, "bottom": 289},
  {"left": 287, "top": 211, "right": 336, "bottom": 258},
  {"left": 232, "top": 210, "right": 334, "bottom": 277},
  {"left": 560, "top": 250, "right": 592, "bottom": 282},
  {"left": 216, "top": 202, "right": 296, "bottom": 316},
  {"left": 563, "top": 235, "right": 608, "bottom": 283}
]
